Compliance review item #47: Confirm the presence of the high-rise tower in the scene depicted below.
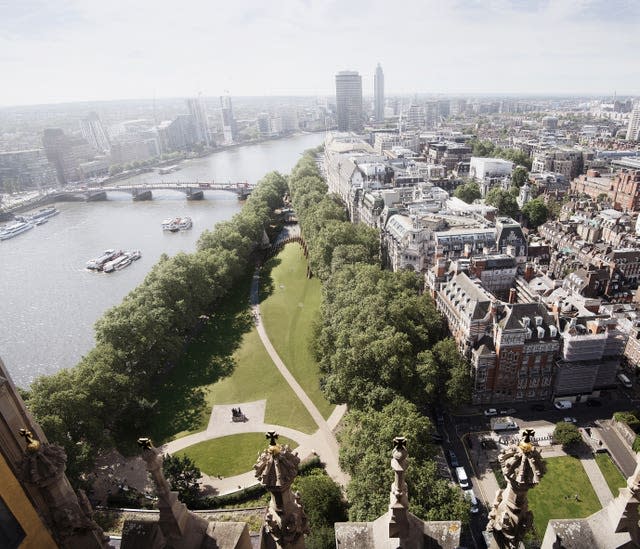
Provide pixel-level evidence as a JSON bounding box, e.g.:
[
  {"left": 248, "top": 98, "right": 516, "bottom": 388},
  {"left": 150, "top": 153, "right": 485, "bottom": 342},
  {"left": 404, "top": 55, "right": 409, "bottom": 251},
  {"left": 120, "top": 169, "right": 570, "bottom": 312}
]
[
  {"left": 374, "top": 63, "right": 385, "bottom": 123},
  {"left": 627, "top": 103, "right": 640, "bottom": 141},
  {"left": 220, "top": 95, "right": 237, "bottom": 145},
  {"left": 186, "top": 96, "right": 211, "bottom": 147},
  {"left": 80, "top": 112, "right": 110, "bottom": 154},
  {"left": 335, "top": 70, "right": 363, "bottom": 132}
]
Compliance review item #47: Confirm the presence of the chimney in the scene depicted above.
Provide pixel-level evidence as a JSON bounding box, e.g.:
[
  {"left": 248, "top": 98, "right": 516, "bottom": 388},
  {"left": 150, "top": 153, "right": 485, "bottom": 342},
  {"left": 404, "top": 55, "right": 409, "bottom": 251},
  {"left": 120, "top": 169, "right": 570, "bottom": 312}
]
[
  {"left": 509, "top": 288, "right": 517, "bottom": 304},
  {"left": 524, "top": 262, "right": 534, "bottom": 282}
]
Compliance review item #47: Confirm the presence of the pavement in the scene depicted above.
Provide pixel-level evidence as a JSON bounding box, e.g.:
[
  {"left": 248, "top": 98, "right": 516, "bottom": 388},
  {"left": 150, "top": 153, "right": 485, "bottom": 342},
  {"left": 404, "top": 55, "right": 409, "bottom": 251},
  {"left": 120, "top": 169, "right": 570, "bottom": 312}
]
[{"left": 158, "top": 259, "right": 349, "bottom": 496}]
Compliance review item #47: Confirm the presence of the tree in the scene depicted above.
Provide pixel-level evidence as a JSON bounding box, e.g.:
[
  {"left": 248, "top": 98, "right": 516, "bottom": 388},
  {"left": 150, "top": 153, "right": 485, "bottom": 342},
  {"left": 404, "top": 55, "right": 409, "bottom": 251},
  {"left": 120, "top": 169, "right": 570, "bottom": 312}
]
[
  {"left": 162, "top": 454, "right": 202, "bottom": 507},
  {"left": 521, "top": 198, "right": 549, "bottom": 228},
  {"left": 485, "top": 188, "right": 520, "bottom": 218},
  {"left": 553, "top": 422, "right": 582, "bottom": 450},
  {"left": 511, "top": 166, "right": 529, "bottom": 188},
  {"left": 294, "top": 470, "right": 347, "bottom": 530},
  {"left": 453, "top": 182, "right": 482, "bottom": 204}
]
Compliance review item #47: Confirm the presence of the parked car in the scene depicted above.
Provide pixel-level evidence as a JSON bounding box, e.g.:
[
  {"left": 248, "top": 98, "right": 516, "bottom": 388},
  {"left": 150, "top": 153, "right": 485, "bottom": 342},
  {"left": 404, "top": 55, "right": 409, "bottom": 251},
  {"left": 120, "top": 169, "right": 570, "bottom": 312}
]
[
  {"left": 586, "top": 399, "right": 602, "bottom": 407},
  {"left": 530, "top": 403, "right": 546, "bottom": 412},
  {"left": 448, "top": 450, "right": 459, "bottom": 468},
  {"left": 431, "top": 433, "right": 444, "bottom": 444},
  {"left": 554, "top": 400, "right": 573, "bottom": 410},
  {"left": 464, "top": 489, "right": 480, "bottom": 514},
  {"left": 563, "top": 417, "right": 577, "bottom": 424},
  {"left": 499, "top": 408, "right": 517, "bottom": 415},
  {"left": 484, "top": 408, "right": 498, "bottom": 416}
]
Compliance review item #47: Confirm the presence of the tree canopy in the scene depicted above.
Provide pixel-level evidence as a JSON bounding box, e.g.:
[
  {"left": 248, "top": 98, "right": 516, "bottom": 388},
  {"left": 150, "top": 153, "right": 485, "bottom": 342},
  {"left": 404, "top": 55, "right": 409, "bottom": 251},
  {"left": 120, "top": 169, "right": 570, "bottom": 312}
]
[
  {"left": 521, "top": 198, "right": 549, "bottom": 228},
  {"left": 485, "top": 187, "right": 520, "bottom": 219},
  {"left": 553, "top": 422, "right": 582, "bottom": 450},
  {"left": 453, "top": 181, "right": 482, "bottom": 204},
  {"left": 511, "top": 166, "right": 529, "bottom": 188}
]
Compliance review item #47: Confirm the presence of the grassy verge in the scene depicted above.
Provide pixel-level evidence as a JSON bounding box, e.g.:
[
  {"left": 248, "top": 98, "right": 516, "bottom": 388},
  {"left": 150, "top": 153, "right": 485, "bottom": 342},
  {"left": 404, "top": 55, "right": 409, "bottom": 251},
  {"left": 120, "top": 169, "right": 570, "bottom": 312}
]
[
  {"left": 528, "top": 456, "right": 601, "bottom": 536},
  {"left": 177, "top": 433, "right": 297, "bottom": 477},
  {"left": 595, "top": 452, "right": 626, "bottom": 496},
  {"left": 259, "top": 243, "right": 334, "bottom": 419}
]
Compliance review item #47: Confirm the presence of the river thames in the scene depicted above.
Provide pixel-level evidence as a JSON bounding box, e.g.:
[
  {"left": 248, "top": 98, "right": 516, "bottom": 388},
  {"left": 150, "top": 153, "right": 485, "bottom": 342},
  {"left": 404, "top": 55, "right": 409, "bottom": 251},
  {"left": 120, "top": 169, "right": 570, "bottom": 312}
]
[{"left": 0, "top": 132, "right": 324, "bottom": 387}]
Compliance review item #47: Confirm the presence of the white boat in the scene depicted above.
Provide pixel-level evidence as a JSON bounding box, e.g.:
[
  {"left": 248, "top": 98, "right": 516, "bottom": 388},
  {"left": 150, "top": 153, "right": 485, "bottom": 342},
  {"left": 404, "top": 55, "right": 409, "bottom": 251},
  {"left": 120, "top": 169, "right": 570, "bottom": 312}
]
[
  {"left": 102, "top": 252, "right": 125, "bottom": 273},
  {"left": 86, "top": 249, "right": 118, "bottom": 270},
  {"left": 29, "top": 206, "right": 59, "bottom": 224},
  {"left": 162, "top": 216, "right": 192, "bottom": 231},
  {"left": 0, "top": 221, "right": 34, "bottom": 241},
  {"left": 127, "top": 250, "right": 142, "bottom": 261}
]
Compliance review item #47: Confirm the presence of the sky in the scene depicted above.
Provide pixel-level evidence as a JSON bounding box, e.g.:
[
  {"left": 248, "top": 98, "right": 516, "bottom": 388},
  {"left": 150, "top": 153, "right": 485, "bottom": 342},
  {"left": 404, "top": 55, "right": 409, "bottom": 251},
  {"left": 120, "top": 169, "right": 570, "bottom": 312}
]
[{"left": 0, "top": 0, "right": 638, "bottom": 106}]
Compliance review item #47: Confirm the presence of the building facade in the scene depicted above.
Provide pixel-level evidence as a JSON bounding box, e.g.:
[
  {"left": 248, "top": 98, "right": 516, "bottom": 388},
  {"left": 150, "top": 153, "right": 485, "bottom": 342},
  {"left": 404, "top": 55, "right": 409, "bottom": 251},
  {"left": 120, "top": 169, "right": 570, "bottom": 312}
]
[
  {"left": 374, "top": 64, "right": 384, "bottom": 123},
  {"left": 335, "top": 71, "right": 363, "bottom": 133}
]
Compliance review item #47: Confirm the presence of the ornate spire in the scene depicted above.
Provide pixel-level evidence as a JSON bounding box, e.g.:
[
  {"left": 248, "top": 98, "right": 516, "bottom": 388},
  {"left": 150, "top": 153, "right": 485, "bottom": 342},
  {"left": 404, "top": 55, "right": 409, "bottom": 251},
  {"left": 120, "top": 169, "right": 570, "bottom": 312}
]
[
  {"left": 18, "top": 428, "right": 109, "bottom": 548},
  {"left": 389, "top": 436, "right": 409, "bottom": 538},
  {"left": 486, "top": 429, "right": 545, "bottom": 549},
  {"left": 137, "top": 437, "right": 208, "bottom": 546},
  {"left": 254, "top": 431, "right": 308, "bottom": 548}
]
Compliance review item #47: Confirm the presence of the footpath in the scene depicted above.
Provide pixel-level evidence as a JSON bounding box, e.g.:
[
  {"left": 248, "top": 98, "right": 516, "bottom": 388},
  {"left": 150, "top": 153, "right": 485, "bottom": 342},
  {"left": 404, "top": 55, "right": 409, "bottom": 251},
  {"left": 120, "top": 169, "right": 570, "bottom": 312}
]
[{"left": 158, "top": 263, "right": 349, "bottom": 495}]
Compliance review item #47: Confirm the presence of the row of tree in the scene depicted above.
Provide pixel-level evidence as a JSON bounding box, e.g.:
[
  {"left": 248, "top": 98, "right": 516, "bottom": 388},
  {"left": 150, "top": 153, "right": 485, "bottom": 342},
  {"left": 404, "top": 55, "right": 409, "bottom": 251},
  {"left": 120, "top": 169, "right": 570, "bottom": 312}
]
[
  {"left": 469, "top": 138, "right": 533, "bottom": 170},
  {"left": 288, "top": 150, "right": 471, "bottom": 522},
  {"left": 24, "top": 171, "right": 289, "bottom": 483}
]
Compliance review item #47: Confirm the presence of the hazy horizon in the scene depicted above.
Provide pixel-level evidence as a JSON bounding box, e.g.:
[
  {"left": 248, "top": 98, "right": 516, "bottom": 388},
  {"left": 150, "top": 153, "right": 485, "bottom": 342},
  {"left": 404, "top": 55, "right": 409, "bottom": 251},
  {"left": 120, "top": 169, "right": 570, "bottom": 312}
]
[{"left": 2, "top": 0, "right": 639, "bottom": 107}]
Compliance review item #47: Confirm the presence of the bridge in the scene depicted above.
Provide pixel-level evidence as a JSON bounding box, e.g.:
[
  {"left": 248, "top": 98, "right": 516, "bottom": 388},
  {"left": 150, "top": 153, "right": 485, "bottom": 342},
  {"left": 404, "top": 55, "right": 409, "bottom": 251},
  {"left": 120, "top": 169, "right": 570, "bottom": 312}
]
[{"left": 53, "top": 181, "right": 255, "bottom": 202}]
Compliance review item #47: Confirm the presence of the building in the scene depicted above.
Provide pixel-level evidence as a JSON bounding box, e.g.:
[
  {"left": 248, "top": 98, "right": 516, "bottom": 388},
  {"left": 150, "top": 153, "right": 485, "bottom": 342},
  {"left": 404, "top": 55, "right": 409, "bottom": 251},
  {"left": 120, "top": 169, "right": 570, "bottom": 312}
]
[
  {"left": 156, "top": 115, "right": 197, "bottom": 152},
  {"left": 469, "top": 157, "right": 514, "bottom": 182},
  {"left": 374, "top": 63, "right": 384, "bottom": 123},
  {"left": 0, "top": 149, "right": 57, "bottom": 191},
  {"left": 570, "top": 169, "right": 640, "bottom": 212},
  {"left": 220, "top": 95, "right": 237, "bottom": 145},
  {"left": 335, "top": 70, "right": 363, "bottom": 133},
  {"left": 80, "top": 112, "right": 111, "bottom": 154},
  {"left": 186, "top": 96, "right": 211, "bottom": 146},
  {"left": 626, "top": 103, "right": 640, "bottom": 141},
  {"left": 42, "top": 128, "right": 80, "bottom": 185}
]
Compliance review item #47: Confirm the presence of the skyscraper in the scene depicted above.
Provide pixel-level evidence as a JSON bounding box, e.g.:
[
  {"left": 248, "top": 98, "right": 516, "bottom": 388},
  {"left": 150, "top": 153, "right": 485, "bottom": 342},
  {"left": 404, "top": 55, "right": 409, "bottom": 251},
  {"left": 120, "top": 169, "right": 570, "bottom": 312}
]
[
  {"left": 186, "top": 96, "right": 211, "bottom": 146},
  {"left": 374, "top": 63, "right": 384, "bottom": 123},
  {"left": 220, "top": 95, "right": 237, "bottom": 145},
  {"left": 80, "top": 112, "right": 110, "bottom": 154},
  {"left": 335, "top": 70, "right": 363, "bottom": 132},
  {"left": 627, "top": 103, "right": 640, "bottom": 141}
]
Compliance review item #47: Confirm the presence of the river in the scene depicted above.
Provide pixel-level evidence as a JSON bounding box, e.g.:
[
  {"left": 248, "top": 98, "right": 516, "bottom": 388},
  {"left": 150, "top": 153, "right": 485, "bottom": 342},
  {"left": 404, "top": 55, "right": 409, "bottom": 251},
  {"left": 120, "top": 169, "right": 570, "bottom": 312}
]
[{"left": 0, "top": 132, "right": 324, "bottom": 387}]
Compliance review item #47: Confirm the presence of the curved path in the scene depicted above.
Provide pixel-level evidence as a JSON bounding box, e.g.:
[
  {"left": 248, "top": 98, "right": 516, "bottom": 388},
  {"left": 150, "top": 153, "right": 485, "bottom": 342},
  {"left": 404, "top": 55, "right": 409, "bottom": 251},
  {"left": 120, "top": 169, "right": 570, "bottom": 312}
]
[
  {"left": 159, "top": 247, "right": 349, "bottom": 495},
  {"left": 250, "top": 267, "right": 349, "bottom": 487}
]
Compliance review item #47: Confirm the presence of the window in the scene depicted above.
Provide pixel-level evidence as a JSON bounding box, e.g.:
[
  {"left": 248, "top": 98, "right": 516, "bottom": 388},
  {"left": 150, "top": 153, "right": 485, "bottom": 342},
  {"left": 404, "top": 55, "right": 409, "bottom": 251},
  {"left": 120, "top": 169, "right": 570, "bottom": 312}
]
[{"left": 0, "top": 496, "right": 25, "bottom": 549}]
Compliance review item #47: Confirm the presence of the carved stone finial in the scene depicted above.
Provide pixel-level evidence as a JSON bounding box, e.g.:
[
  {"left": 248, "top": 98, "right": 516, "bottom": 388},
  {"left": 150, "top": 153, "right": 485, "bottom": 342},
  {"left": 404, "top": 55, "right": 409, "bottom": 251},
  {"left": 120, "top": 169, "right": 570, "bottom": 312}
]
[
  {"left": 255, "top": 434, "right": 308, "bottom": 547},
  {"left": 266, "top": 431, "right": 279, "bottom": 446},
  {"left": 137, "top": 437, "right": 153, "bottom": 451},
  {"left": 389, "top": 436, "right": 409, "bottom": 539},
  {"left": 486, "top": 430, "right": 545, "bottom": 549},
  {"left": 19, "top": 428, "right": 41, "bottom": 453}
]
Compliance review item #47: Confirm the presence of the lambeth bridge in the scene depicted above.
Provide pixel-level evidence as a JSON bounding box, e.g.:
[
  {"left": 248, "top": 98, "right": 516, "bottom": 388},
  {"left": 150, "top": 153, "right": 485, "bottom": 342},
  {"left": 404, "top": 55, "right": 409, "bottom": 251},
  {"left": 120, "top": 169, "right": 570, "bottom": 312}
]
[{"left": 53, "top": 181, "right": 255, "bottom": 202}]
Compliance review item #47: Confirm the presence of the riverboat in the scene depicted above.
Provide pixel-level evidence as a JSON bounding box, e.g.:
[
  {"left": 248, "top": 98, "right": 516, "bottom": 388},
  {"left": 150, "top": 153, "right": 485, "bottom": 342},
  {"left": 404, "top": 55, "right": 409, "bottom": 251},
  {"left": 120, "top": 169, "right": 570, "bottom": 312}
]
[
  {"left": 162, "top": 216, "right": 192, "bottom": 231},
  {"left": 29, "top": 207, "right": 59, "bottom": 224},
  {"left": 86, "top": 249, "right": 118, "bottom": 270},
  {"left": 0, "top": 221, "right": 34, "bottom": 241}
]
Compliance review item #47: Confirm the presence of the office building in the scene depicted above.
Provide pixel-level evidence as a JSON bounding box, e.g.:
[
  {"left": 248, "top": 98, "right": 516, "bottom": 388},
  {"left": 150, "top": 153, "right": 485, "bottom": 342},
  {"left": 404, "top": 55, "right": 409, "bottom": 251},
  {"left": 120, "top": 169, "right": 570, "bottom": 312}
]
[
  {"left": 374, "top": 63, "right": 384, "bottom": 123},
  {"left": 80, "top": 112, "right": 111, "bottom": 154},
  {"left": 186, "top": 96, "right": 211, "bottom": 146},
  {"left": 335, "top": 70, "right": 363, "bottom": 132},
  {"left": 0, "top": 149, "right": 57, "bottom": 191},
  {"left": 220, "top": 95, "right": 237, "bottom": 145},
  {"left": 42, "top": 128, "right": 80, "bottom": 185},
  {"left": 627, "top": 103, "right": 640, "bottom": 141}
]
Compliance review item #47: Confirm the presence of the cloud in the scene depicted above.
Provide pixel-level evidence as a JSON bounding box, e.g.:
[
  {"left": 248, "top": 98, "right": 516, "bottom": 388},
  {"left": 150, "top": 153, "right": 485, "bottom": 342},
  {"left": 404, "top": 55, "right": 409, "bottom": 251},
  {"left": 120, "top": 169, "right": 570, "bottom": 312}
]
[{"left": 0, "top": 0, "right": 637, "bottom": 105}]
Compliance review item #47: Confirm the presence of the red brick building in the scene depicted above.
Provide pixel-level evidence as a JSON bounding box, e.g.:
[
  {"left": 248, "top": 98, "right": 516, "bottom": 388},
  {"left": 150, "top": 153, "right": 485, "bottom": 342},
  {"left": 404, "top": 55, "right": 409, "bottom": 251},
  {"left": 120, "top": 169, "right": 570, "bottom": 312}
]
[{"left": 570, "top": 169, "right": 640, "bottom": 212}]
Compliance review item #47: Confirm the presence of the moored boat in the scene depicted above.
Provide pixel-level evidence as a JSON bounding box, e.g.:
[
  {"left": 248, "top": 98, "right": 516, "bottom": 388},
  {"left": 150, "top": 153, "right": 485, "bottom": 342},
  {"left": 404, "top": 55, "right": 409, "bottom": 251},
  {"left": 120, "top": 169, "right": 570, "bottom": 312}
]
[
  {"left": 0, "top": 221, "right": 34, "bottom": 241},
  {"left": 162, "top": 216, "right": 193, "bottom": 231},
  {"left": 86, "top": 249, "right": 118, "bottom": 270},
  {"left": 29, "top": 206, "right": 59, "bottom": 223}
]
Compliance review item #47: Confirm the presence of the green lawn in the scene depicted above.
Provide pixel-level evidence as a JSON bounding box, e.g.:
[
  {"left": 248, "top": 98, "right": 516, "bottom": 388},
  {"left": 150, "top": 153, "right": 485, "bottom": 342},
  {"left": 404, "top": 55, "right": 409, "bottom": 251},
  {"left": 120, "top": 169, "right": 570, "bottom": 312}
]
[
  {"left": 177, "top": 433, "right": 297, "bottom": 477},
  {"left": 528, "top": 456, "right": 601, "bottom": 536},
  {"left": 151, "top": 275, "right": 317, "bottom": 444},
  {"left": 259, "top": 243, "right": 334, "bottom": 419},
  {"left": 595, "top": 453, "right": 626, "bottom": 496},
  {"left": 207, "top": 327, "right": 318, "bottom": 434}
]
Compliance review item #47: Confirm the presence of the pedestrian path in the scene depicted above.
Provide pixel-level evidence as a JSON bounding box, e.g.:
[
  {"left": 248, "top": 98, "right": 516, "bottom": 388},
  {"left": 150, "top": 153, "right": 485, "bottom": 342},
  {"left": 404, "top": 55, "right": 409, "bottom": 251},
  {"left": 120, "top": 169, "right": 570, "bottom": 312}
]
[
  {"left": 579, "top": 453, "right": 614, "bottom": 507},
  {"left": 159, "top": 257, "right": 349, "bottom": 495}
]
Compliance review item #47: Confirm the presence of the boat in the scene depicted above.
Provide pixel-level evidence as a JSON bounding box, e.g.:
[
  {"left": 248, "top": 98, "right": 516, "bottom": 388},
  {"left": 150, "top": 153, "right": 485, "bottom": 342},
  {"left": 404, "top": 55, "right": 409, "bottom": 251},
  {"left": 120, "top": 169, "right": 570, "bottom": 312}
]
[
  {"left": 127, "top": 250, "right": 142, "bottom": 261},
  {"left": 86, "top": 249, "right": 118, "bottom": 270},
  {"left": 102, "top": 252, "right": 125, "bottom": 273},
  {"left": 162, "top": 216, "right": 192, "bottom": 232},
  {"left": 0, "top": 221, "right": 34, "bottom": 241},
  {"left": 29, "top": 207, "right": 59, "bottom": 224}
]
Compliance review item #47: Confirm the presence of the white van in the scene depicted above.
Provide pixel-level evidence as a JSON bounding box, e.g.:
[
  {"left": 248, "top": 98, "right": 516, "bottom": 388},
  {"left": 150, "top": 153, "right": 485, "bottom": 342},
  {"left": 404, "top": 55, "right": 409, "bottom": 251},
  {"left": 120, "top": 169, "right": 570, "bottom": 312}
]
[
  {"left": 455, "top": 466, "right": 470, "bottom": 490},
  {"left": 618, "top": 372, "right": 633, "bottom": 389},
  {"left": 554, "top": 400, "right": 572, "bottom": 410}
]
